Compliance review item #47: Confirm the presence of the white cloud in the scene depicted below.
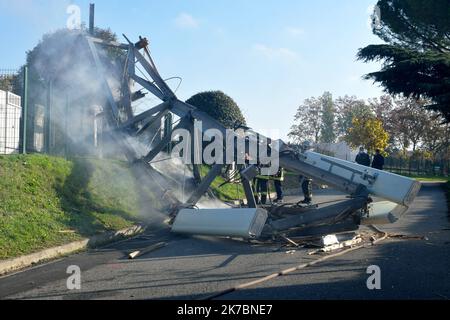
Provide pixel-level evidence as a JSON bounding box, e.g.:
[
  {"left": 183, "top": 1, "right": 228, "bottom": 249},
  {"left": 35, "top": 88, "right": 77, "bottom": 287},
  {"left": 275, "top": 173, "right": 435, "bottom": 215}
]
[
  {"left": 285, "top": 27, "right": 305, "bottom": 37},
  {"left": 174, "top": 13, "right": 199, "bottom": 29},
  {"left": 253, "top": 44, "right": 299, "bottom": 61}
]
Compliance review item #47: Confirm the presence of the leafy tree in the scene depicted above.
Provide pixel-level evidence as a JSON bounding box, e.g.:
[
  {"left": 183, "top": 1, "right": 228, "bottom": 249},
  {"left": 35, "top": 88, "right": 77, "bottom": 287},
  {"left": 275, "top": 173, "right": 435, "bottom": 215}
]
[
  {"left": 0, "top": 74, "right": 20, "bottom": 93},
  {"left": 345, "top": 116, "right": 389, "bottom": 154},
  {"left": 368, "top": 95, "right": 395, "bottom": 127},
  {"left": 422, "top": 116, "right": 450, "bottom": 157},
  {"left": 289, "top": 92, "right": 339, "bottom": 144},
  {"left": 186, "top": 91, "right": 247, "bottom": 129},
  {"left": 320, "top": 92, "right": 336, "bottom": 143},
  {"left": 390, "top": 98, "right": 431, "bottom": 151},
  {"left": 358, "top": 0, "right": 450, "bottom": 122},
  {"left": 289, "top": 97, "right": 322, "bottom": 144},
  {"left": 335, "top": 95, "right": 373, "bottom": 137},
  {"left": 24, "top": 27, "right": 119, "bottom": 84}
]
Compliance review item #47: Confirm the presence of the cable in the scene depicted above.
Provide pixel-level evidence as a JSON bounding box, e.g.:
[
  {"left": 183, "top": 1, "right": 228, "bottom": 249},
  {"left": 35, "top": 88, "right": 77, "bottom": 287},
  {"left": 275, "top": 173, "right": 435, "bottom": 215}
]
[
  {"left": 136, "top": 64, "right": 152, "bottom": 84},
  {"left": 163, "top": 77, "right": 183, "bottom": 94},
  {"left": 135, "top": 65, "right": 183, "bottom": 94}
]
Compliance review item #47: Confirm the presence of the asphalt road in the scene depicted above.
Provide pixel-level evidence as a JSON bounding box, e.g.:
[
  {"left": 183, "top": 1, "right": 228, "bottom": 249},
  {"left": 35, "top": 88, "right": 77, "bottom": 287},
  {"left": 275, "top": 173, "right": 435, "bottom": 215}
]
[{"left": 0, "top": 183, "right": 449, "bottom": 300}]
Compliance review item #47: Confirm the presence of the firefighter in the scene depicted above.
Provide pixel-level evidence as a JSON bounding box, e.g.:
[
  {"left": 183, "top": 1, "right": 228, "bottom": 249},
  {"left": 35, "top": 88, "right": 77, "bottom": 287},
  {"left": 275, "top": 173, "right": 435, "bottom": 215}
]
[
  {"left": 356, "top": 147, "right": 371, "bottom": 167},
  {"left": 254, "top": 166, "right": 285, "bottom": 205},
  {"left": 372, "top": 149, "right": 385, "bottom": 170},
  {"left": 254, "top": 165, "right": 270, "bottom": 205},
  {"left": 273, "top": 167, "right": 285, "bottom": 203},
  {"left": 299, "top": 175, "right": 313, "bottom": 204},
  {"left": 297, "top": 140, "right": 313, "bottom": 204}
]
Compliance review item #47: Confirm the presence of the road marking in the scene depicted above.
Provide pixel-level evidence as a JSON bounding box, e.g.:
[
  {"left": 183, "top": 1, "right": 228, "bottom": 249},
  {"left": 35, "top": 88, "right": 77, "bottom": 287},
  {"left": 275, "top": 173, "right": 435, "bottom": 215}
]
[{"left": 203, "top": 227, "right": 388, "bottom": 300}]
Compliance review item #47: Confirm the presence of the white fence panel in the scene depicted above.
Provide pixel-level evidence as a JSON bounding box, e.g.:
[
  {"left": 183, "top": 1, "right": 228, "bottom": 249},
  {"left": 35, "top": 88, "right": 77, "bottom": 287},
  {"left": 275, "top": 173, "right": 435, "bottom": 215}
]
[{"left": 0, "top": 90, "right": 21, "bottom": 154}]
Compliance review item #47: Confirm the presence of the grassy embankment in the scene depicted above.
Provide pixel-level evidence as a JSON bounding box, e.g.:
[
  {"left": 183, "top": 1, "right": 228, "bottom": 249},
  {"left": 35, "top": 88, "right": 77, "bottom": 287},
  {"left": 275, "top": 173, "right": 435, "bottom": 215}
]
[
  {"left": 0, "top": 155, "right": 248, "bottom": 260},
  {"left": 0, "top": 154, "right": 152, "bottom": 260}
]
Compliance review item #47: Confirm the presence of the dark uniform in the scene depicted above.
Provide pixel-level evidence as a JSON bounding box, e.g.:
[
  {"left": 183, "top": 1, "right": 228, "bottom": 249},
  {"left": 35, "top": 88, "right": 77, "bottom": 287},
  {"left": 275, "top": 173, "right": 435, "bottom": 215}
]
[
  {"left": 273, "top": 168, "right": 285, "bottom": 203},
  {"left": 356, "top": 152, "right": 371, "bottom": 167},
  {"left": 372, "top": 152, "right": 385, "bottom": 170},
  {"left": 299, "top": 175, "right": 313, "bottom": 204},
  {"left": 254, "top": 167, "right": 285, "bottom": 205},
  {"left": 254, "top": 177, "right": 269, "bottom": 205}
]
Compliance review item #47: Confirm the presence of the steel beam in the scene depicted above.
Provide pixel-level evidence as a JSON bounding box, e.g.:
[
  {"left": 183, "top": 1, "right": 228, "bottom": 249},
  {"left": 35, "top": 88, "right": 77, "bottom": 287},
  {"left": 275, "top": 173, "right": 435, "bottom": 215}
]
[
  {"left": 133, "top": 48, "right": 175, "bottom": 100},
  {"left": 279, "top": 154, "right": 361, "bottom": 195},
  {"left": 164, "top": 113, "right": 174, "bottom": 154},
  {"left": 121, "top": 102, "right": 169, "bottom": 129},
  {"left": 131, "top": 74, "right": 166, "bottom": 102},
  {"left": 268, "top": 196, "right": 368, "bottom": 232},
  {"left": 242, "top": 179, "right": 257, "bottom": 209},
  {"left": 143, "top": 116, "right": 192, "bottom": 163},
  {"left": 283, "top": 220, "right": 359, "bottom": 238},
  {"left": 135, "top": 109, "right": 170, "bottom": 136},
  {"left": 186, "top": 164, "right": 224, "bottom": 206},
  {"left": 86, "top": 37, "right": 120, "bottom": 123}
]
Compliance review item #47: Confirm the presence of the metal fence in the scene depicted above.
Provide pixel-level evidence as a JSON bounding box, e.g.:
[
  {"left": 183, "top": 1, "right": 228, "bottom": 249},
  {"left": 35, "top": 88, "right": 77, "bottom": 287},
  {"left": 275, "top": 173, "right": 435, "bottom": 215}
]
[{"left": 385, "top": 156, "right": 450, "bottom": 177}]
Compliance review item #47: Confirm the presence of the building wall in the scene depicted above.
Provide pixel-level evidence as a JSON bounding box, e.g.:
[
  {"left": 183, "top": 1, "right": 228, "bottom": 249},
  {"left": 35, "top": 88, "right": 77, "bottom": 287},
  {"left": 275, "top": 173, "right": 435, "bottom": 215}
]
[
  {"left": 0, "top": 90, "right": 22, "bottom": 154},
  {"left": 316, "top": 142, "right": 358, "bottom": 162}
]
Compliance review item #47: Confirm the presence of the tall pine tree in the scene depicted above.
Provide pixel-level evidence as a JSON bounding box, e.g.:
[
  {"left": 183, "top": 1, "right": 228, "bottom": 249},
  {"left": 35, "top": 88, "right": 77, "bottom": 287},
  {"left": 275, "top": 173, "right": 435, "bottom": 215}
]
[{"left": 358, "top": 0, "right": 450, "bottom": 122}]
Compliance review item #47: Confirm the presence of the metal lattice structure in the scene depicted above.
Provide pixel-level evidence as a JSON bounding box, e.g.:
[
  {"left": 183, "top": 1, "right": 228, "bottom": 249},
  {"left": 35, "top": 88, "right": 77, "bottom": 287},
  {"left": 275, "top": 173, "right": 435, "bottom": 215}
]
[{"left": 80, "top": 32, "right": 422, "bottom": 240}]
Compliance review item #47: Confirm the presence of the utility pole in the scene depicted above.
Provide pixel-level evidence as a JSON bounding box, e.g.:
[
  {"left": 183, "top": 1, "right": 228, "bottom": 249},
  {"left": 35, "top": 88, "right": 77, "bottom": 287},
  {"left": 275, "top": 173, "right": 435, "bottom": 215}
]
[
  {"left": 45, "top": 80, "right": 52, "bottom": 154},
  {"left": 21, "top": 66, "right": 28, "bottom": 154},
  {"left": 89, "top": 4, "right": 95, "bottom": 35}
]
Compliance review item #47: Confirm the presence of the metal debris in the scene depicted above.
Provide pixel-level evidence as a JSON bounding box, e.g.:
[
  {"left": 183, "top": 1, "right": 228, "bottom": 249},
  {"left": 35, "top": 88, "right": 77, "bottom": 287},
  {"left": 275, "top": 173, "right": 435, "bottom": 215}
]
[
  {"left": 308, "top": 235, "right": 363, "bottom": 255},
  {"left": 83, "top": 32, "right": 422, "bottom": 242},
  {"left": 128, "top": 242, "right": 167, "bottom": 260}
]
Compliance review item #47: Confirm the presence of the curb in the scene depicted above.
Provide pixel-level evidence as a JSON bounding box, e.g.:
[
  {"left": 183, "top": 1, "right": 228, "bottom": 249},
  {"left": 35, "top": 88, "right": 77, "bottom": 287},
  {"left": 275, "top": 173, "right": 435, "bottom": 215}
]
[{"left": 0, "top": 224, "right": 145, "bottom": 276}]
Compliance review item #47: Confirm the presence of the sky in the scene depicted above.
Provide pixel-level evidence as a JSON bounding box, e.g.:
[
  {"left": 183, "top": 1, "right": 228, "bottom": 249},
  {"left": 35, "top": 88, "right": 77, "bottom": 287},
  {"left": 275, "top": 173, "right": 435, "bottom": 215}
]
[{"left": 0, "top": 0, "right": 385, "bottom": 140}]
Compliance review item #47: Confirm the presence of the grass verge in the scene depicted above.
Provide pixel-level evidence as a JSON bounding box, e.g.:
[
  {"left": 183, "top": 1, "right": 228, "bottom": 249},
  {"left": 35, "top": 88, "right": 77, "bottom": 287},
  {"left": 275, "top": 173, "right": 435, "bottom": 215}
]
[
  {"left": 393, "top": 173, "right": 448, "bottom": 182},
  {"left": 0, "top": 154, "right": 146, "bottom": 260},
  {"left": 0, "top": 156, "right": 245, "bottom": 260}
]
